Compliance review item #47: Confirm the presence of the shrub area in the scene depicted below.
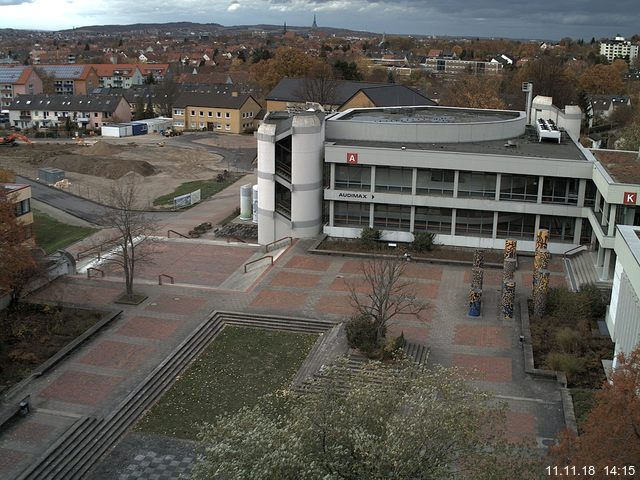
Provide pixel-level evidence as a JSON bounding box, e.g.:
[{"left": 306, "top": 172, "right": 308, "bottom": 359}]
[{"left": 530, "top": 285, "right": 613, "bottom": 389}]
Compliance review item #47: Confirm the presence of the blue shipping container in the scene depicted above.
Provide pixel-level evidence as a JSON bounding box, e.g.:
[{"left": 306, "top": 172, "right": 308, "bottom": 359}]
[{"left": 131, "top": 123, "right": 148, "bottom": 136}]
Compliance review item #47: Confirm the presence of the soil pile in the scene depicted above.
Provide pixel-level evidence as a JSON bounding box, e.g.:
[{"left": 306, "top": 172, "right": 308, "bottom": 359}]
[
  {"left": 81, "top": 140, "right": 125, "bottom": 156},
  {"left": 43, "top": 154, "right": 157, "bottom": 179}
]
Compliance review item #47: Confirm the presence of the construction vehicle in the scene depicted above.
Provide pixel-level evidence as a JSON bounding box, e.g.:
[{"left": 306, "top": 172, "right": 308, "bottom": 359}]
[
  {"left": 0, "top": 133, "right": 32, "bottom": 147},
  {"left": 161, "top": 128, "right": 181, "bottom": 137}
]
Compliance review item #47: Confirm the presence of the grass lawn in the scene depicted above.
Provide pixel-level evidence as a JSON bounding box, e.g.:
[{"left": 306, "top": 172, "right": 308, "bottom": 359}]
[
  {"left": 570, "top": 388, "right": 598, "bottom": 433},
  {"left": 153, "top": 174, "right": 243, "bottom": 207},
  {"left": 134, "top": 326, "right": 318, "bottom": 440},
  {"left": 33, "top": 209, "right": 98, "bottom": 254}
]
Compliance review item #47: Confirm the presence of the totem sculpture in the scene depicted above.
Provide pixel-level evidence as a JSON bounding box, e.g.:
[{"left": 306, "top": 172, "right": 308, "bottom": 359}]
[
  {"left": 532, "top": 229, "right": 551, "bottom": 318},
  {"left": 533, "top": 269, "right": 551, "bottom": 318},
  {"left": 502, "top": 281, "right": 516, "bottom": 320},
  {"left": 500, "top": 239, "right": 517, "bottom": 318},
  {"left": 468, "top": 248, "right": 485, "bottom": 316}
]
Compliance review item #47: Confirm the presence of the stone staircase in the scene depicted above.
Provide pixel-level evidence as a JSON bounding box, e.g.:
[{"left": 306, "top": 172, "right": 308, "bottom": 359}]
[
  {"left": 564, "top": 251, "right": 612, "bottom": 294},
  {"left": 16, "top": 312, "right": 335, "bottom": 480}
]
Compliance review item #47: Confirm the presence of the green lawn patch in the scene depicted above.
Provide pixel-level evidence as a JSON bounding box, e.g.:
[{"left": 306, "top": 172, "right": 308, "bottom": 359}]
[
  {"left": 152, "top": 174, "right": 243, "bottom": 207},
  {"left": 134, "top": 326, "right": 318, "bottom": 440},
  {"left": 33, "top": 209, "right": 98, "bottom": 254},
  {"left": 570, "top": 388, "right": 598, "bottom": 433}
]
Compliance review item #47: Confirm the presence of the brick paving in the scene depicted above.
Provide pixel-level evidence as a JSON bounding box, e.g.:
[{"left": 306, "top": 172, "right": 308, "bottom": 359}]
[
  {"left": 453, "top": 353, "right": 513, "bottom": 383},
  {"left": 78, "top": 341, "right": 153, "bottom": 370},
  {"left": 0, "top": 226, "right": 570, "bottom": 478},
  {"left": 39, "top": 371, "right": 124, "bottom": 407},
  {"left": 454, "top": 325, "right": 512, "bottom": 348},
  {"left": 115, "top": 316, "right": 181, "bottom": 341}
]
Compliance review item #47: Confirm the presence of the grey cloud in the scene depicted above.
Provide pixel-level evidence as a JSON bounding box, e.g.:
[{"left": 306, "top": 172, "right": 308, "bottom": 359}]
[{"left": 0, "top": 0, "right": 36, "bottom": 5}]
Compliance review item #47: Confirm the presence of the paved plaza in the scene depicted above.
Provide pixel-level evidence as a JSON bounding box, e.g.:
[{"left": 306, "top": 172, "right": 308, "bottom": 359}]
[{"left": 0, "top": 185, "right": 571, "bottom": 478}]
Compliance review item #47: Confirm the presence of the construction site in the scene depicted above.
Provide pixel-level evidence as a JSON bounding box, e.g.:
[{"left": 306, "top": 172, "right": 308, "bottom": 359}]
[{"left": 0, "top": 137, "right": 233, "bottom": 209}]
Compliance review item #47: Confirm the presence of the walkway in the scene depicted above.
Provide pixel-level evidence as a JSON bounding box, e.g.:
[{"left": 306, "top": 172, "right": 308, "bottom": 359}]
[{"left": 0, "top": 227, "right": 569, "bottom": 478}]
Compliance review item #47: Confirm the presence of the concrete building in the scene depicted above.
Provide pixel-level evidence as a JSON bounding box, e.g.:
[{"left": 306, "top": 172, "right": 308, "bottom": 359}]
[
  {"left": 421, "top": 57, "right": 502, "bottom": 75},
  {"left": 607, "top": 225, "right": 640, "bottom": 366},
  {"left": 172, "top": 91, "right": 260, "bottom": 133},
  {"left": 0, "top": 66, "right": 43, "bottom": 110},
  {"left": 8, "top": 94, "right": 131, "bottom": 131},
  {"left": 530, "top": 96, "right": 582, "bottom": 140},
  {"left": 599, "top": 35, "right": 639, "bottom": 63},
  {"left": 0, "top": 183, "right": 34, "bottom": 244},
  {"left": 257, "top": 104, "right": 640, "bottom": 285},
  {"left": 34, "top": 65, "right": 99, "bottom": 95}
]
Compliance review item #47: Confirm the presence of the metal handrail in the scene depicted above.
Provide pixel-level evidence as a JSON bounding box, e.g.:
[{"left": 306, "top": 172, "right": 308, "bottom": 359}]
[
  {"left": 87, "top": 267, "right": 104, "bottom": 279},
  {"left": 158, "top": 274, "right": 174, "bottom": 285},
  {"left": 563, "top": 244, "right": 587, "bottom": 259},
  {"left": 226, "top": 235, "right": 246, "bottom": 243},
  {"left": 76, "top": 237, "right": 117, "bottom": 261},
  {"left": 244, "top": 255, "right": 273, "bottom": 273},
  {"left": 167, "top": 229, "right": 188, "bottom": 239},
  {"left": 264, "top": 236, "right": 293, "bottom": 253}
]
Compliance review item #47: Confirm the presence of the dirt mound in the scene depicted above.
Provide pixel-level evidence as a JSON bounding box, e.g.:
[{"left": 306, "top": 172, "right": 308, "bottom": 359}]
[
  {"left": 82, "top": 140, "right": 124, "bottom": 156},
  {"left": 43, "top": 154, "right": 157, "bottom": 179}
]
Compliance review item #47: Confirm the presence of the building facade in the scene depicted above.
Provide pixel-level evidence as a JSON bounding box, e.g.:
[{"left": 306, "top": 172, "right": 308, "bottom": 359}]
[
  {"left": 257, "top": 105, "right": 640, "bottom": 284},
  {"left": 0, "top": 66, "right": 43, "bottom": 110},
  {"left": 607, "top": 225, "right": 640, "bottom": 366},
  {"left": 34, "top": 65, "right": 99, "bottom": 95},
  {"left": 0, "top": 183, "right": 34, "bottom": 244},
  {"left": 599, "top": 35, "right": 639, "bottom": 63}
]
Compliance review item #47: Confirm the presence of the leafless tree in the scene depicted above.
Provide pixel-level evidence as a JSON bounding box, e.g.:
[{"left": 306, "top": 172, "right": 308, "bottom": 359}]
[
  {"left": 34, "top": 67, "right": 56, "bottom": 94},
  {"left": 100, "top": 175, "right": 158, "bottom": 299},
  {"left": 296, "top": 63, "right": 338, "bottom": 109},
  {"left": 154, "top": 75, "right": 180, "bottom": 117},
  {"left": 348, "top": 256, "right": 427, "bottom": 341}
]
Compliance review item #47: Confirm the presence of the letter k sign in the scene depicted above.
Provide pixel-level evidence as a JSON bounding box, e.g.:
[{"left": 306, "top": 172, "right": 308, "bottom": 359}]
[{"left": 624, "top": 192, "right": 637, "bottom": 205}]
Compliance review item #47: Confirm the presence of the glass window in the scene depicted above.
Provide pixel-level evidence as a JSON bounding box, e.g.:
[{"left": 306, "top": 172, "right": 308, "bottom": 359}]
[
  {"left": 225, "top": 124, "right": 230, "bottom": 130},
  {"left": 416, "top": 168, "right": 454, "bottom": 196},
  {"left": 542, "top": 177, "right": 578, "bottom": 205},
  {"left": 414, "top": 207, "right": 452, "bottom": 233},
  {"left": 334, "top": 201, "right": 370, "bottom": 227},
  {"left": 496, "top": 212, "right": 536, "bottom": 239},
  {"left": 584, "top": 180, "right": 597, "bottom": 207},
  {"left": 225, "top": 112, "right": 230, "bottom": 118},
  {"left": 15, "top": 198, "right": 30, "bottom": 216},
  {"left": 190, "top": 110, "right": 195, "bottom": 116},
  {"left": 208, "top": 111, "right": 213, "bottom": 117},
  {"left": 216, "top": 112, "right": 221, "bottom": 118},
  {"left": 335, "top": 165, "right": 371, "bottom": 191},
  {"left": 500, "top": 174, "right": 539, "bottom": 202},
  {"left": 199, "top": 111, "right": 204, "bottom": 116},
  {"left": 375, "top": 167, "right": 413, "bottom": 194},
  {"left": 457, "top": 171, "right": 497, "bottom": 198},
  {"left": 373, "top": 204, "right": 411, "bottom": 231},
  {"left": 455, "top": 209, "right": 494, "bottom": 237},
  {"left": 539, "top": 215, "right": 575, "bottom": 243}
]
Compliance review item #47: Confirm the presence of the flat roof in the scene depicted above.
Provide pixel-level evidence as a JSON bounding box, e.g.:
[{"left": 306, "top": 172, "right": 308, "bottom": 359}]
[
  {"left": 591, "top": 150, "right": 640, "bottom": 184},
  {"left": 0, "top": 183, "right": 29, "bottom": 192},
  {"left": 335, "top": 106, "right": 520, "bottom": 124},
  {"left": 329, "top": 128, "right": 588, "bottom": 162}
]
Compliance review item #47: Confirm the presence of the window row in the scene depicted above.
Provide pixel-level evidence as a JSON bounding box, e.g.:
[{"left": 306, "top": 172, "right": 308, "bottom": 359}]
[
  {"left": 189, "top": 110, "right": 231, "bottom": 118},
  {"left": 333, "top": 166, "right": 581, "bottom": 205},
  {"left": 333, "top": 202, "right": 576, "bottom": 242}
]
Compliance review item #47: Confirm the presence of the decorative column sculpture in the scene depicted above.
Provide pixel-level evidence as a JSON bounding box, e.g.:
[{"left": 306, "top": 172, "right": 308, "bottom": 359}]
[
  {"left": 502, "top": 281, "right": 516, "bottom": 320},
  {"left": 468, "top": 288, "right": 482, "bottom": 317},
  {"left": 533, "top": 269, "right": 551, "bottom": 318}
]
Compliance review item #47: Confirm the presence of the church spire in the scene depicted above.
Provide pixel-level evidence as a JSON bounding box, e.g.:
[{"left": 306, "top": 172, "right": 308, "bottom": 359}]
[
  {"left": 283, "top": 21, "right": 287, "bottom": 35},
  {"left": 312, "top": 14, "right": 317, "bottom": 30}
]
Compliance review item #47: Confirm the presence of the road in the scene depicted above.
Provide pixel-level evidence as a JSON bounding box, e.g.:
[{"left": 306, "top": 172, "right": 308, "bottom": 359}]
[
  {"left": 18, "top": 176, "right": 178, "bottom": 226},
  {"left": 167, "top": 133, "right": 257, "bottom": 172}
]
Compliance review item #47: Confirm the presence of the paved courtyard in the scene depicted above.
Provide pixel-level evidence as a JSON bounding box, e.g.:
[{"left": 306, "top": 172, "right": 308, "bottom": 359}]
[{"left": 0, "top": 202, "right": 570, "bottom": 478}]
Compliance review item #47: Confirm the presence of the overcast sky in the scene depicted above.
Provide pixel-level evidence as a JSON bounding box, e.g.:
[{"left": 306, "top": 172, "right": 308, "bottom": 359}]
[{"left": 0, "top": 0, "right": 638, "bottom": 40}]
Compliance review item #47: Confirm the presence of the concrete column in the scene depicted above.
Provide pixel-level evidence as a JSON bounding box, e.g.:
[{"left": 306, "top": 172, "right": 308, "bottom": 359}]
[
  {"left": 577, "top": 179, "right": 586, "bottom": 207},
  {"left": 624, "top": 206, "right": 635, "bottom": 225},
  {"left": 370, "top": 165, "right": 376, "bottom": 193},
  {"left": 495, "top": 173, "right": 501, "bottom": 201},
  {"left": 410, "top": 206, "right": 415, "bottom": 233},
  {"left": 329, "top": 163, "right": 335, "bottom": 189},
  {"left": 451, "top": 209, "right": 457, "bottom": 236},
  {"left": 601, "top": 201, "right": 609, "bottom": 227},
  {"left": 594, "top": 190, "right": 601, "bottom": 213},
  {"left": 574, "top": 218, "right": 582, "bottom": 245},
  {"left": 537, "top": 176, "right": 544, "bottom": 203},
  {"left": 411, "top": 168, "right": 417, "bottom": 196},
  {"left": 596, "top": 244, "right": 605, "bottom": 268},
  {"left": 534, "top": 214, "right": 541, "bottom": 234},
  {"left": 329, "top": 200, "right": 335, "bottom": 227},
  {"left": 602, "top": 249, "right": 612, "bottom": 281},
  {"left": 369, "top": 203, "right": 374, "bottom": 227},
  {"left": 492, "top": 211, "right": 498, "bottom": 238},
  {"left": 608, "top": 204, "right": 617, "bottom": 236},
  {"left": 453, "top": 171, "right": 459, "bottom": 198}
]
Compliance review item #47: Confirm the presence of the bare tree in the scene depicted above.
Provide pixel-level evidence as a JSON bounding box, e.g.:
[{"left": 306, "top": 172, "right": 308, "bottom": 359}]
[
  {"left": 296, "top": 63, "right": 338, "bottom": 109},
  {"left": 348, "top": 256, "right": 427, "bottom": 341},
  {"left": 154, "top": 76, "right": 180, "bottom": 117},
  {"left": 34, "top": 67, "right": 56, "bottom": 94},
  {"left": 100, "top": 176, "right": 158, "bottom": 300}
]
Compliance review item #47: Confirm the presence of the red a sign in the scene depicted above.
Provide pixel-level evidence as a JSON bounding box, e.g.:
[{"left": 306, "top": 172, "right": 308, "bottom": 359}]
[
  {"left": 624, "top": 192, "right": 637, "bottom": 205},
  {"left": 346, "top": 152, "right": 358, "bottom": 164}
]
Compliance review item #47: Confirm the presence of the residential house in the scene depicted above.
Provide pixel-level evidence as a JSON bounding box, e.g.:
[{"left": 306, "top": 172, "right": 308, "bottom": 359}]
[
  {"left": 589, "top": 95, "right": 631, "bottom": 125},
  {"left": 265, "top": 78, "right": 436, "bottom": 112},
  {"left": 0, "top": 183, "right": 34, "bottom": 244},
  {"left": 90, "top": 64, "right": 145, "bottom": 89},
  {"left": 8, "top": 94, "right": 131, "bottom": 131},
  {"left": 0, "top": 66, "right": 43, "bottom": 110},
  {"left": 137, "top": 64, "right": 170, "bottom": 83},
  {"left": 33, "top": 65, "right": 99, "bottom": 95},
  {"left": 172, "top": 91, "right": 261, "bottom": 133}
]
